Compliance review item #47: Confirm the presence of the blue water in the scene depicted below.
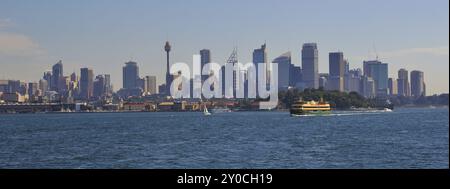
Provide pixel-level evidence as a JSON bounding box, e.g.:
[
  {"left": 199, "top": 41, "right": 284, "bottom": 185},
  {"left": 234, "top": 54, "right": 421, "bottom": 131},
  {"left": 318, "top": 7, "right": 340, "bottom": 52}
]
[{"left": 0, "top": 108, "right": 448, "bottom": 168}]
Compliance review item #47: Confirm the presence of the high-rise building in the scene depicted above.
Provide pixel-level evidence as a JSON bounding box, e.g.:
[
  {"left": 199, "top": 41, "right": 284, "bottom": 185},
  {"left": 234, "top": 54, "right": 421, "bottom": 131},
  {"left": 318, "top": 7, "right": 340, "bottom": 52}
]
[
  {"left": 363, "top": 60, "right": 388, "bottom": 96},
  {"left": 145, "top": 76, "right": 156, "bottom": 94},
  {"left": 93, "top": 75, "right": 104, "bottom": 98},
  {"left": 346, "top": 69, "right": 362, "bottom": 94},
  {"left": 164, "top": 41, "right": 172, "bottom": 95},
  {"left": 272, "top": 52, "right": 291, "bottom": 91},
  {"left": 289, "top": 65, "right": 302, "bottom": 88},
  {"left": 328, "top": 52, "right": 345, "bottom": 91},
  {"left": 397, "top": 68, "right": 410, "bottom": 96},
  {"left": 39, "top": 79, "right": 48, "bottom": 94},
  {"left": 362, "top": 76, "right": 375, "bottom": 98},
  {"left": 410, "top": 70, "right": 425, "bottom": 97},
  {"left": 104, "top": 74, "right": 112, "bottom": 96},
  {"left": 253, "top": 43, "right": 267, "bottom": 96},
  {"left": 301, "top": 43, "right": 319, "bottom": 89},
  {"left": 80, "top": 68, "right": 94, "bottom": 99},
  {"left": 388, "top": 78, "right": 398, "bottom": 95},
  {"left": 122, "top": 61, "right": 139, "bottom": 89},
  {"left": 51, "top": 60, "right": 63, "bottom": 92},
  {"left": 200, "top": 49, "right": 211, "bottom": 84},
  {"left": 28, "top": 82, "right": 38, "bottom": 97}
]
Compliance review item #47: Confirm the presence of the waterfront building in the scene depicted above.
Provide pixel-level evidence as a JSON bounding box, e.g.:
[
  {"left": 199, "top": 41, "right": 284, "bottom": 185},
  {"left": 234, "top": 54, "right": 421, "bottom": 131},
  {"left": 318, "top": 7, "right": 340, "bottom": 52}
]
[
  {"left": 200, "top": 49, "right": 211, "bottom": 85},
  {"left": 289, "top": 65, "right": 302, "bottom": 88},
  {"left": 28, "top": 82, "right": 38, "bottom": 97},
  {"left": 145, "top": 76, "right": 157, "bottom": 95},
  {"left": 328, "top": 52, "right": 345, "bottom": 91},
  {"left": 253, "top": 43, "right": 268, "bottom": 96},
  {"left": 39, "top": 79, "right": 48, "bottom": 94},
  {"left": 272, "top": 52, "right": 291, "bottom": 91},
  {"left": 410, "top": 70, "right": 425, "bottom": 97},
  {"left": 362, "top": 76, "right": 375, "bottom": 98},
  {"left": 397, "top": 68, "right": 410, "bottom": 97},
  {"left": 123, "top": 61, "right": 139, "bottom": 89},
  {"left": 345, "top": 68, "right": 362, "bottom": 93},
  {"left": 80, "top": 68, "right": 94, "bottom": 99},
  {"left": 301, "top": 43, "right": 319, "bottom": 89},
  {"left": 363, "top": 60, "right": 388, "bottom": 96},
  {"left": 51, "top": 60, "right": 63, "bottom": 92},
  {"left": 388, "top": 78, "right": 398, "bottom": 95}
]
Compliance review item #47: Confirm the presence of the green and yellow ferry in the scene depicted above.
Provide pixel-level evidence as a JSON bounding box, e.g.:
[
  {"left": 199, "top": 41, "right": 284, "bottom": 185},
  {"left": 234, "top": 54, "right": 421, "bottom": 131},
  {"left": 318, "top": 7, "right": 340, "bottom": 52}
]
[{"left": 290, "top": 98, "right": 331, "bottom": 116}]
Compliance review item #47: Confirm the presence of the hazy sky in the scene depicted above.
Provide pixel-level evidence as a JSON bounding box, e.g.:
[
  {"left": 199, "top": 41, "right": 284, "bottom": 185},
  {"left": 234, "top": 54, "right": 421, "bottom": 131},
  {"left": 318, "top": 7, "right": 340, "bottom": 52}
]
[{"left": 0, "top": 0, "right": 448, "bottom": 94}]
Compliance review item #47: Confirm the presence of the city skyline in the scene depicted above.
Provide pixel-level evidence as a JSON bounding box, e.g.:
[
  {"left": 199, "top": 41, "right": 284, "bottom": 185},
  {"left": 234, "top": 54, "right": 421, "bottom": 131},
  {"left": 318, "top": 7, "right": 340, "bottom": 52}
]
[{"left": 0, "top": 0, "right": 448, "bottom": 95}]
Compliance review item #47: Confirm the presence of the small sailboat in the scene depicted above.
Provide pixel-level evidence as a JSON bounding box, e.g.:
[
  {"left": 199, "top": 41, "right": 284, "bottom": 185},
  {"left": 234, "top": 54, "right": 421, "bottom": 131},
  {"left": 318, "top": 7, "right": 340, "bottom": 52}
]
[{"left": 203, "top": 105, "right": 211, "bottom": 116}]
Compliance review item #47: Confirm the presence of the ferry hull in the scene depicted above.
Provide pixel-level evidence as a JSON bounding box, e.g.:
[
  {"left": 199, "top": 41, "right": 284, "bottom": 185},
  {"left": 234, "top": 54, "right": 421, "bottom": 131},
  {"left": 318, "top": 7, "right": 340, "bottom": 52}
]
[{"left": 290, "top": 109, "right": 331, "bottom": 116}]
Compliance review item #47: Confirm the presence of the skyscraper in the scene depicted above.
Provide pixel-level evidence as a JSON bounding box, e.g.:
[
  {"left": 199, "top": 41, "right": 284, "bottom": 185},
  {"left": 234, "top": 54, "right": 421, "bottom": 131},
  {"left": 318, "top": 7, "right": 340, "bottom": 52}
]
[
  {"left": 122, "top": 61, "right": 139, "bottom": 89},
  {"left": 200, "top": 49, "right": 211, "bottom": 86},
  {"left": 80, "top": 68, "right": 94, "bottom": 99},
  {"left": 104, "top": 74, "right": 112, "bottom": 96},
  {"left": 302, "top": 43, "right": 319, "bottom": 89},
  {"left": 93, "top": 75, "right": 105, "bottom": 98},
  {"left": 165, "top": 41, "right": 172, "bottom": 95},
  {"left": 51, "top": 60, "right": 63, "bottom": 92},
  {"left": 146, "top": 76, "right": 156, "bottom": 94},
  {"left": 363, "top": 60, "right": 389, "bottom": 96},
  {"left": 388, "top": 78, "right": 398, "bottom": 95},
  {"left": 272, "top": 52, "right": 291, "bottom": 90},
  {"left": 397, "top": 68, "right": 410, "bottom": 96},
  {"left": 28, "top": 82, "right": 38, "bottom": 97},
  {"left": 328, "top": 52, "right": 345, "bottom": 91},
  {"left": 410, "top": 70, "right": 425, "bottom": 97},
  {"left": 253, "top": 43, "right": 267, "bottom": 96}
]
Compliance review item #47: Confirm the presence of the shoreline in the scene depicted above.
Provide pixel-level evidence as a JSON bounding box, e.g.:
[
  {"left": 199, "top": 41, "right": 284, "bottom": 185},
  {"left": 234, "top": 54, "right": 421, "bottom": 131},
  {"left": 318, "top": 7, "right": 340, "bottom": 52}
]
[{"left": 0, "top": 105, "right": 447, "bottom": 115}]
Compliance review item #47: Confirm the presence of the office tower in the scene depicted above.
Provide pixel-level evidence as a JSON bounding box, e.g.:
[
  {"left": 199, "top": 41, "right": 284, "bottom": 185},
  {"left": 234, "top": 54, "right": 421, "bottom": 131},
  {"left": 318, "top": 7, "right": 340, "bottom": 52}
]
[
  {"left": 43, "top": 71, "right": 52, "bottom": 92},
  {"left": 410, "top": 70, "right": 425, "bottom": 97},
  {"left": 7, "top": 80, "right": 21, "bottom": 94},
  {"left": 28, "top": 82, "right": 38, "bottom": 97},
  {"left": 164, "top": 41, "right": 172, "bottom": 94},
  {"left": 346, "top": 69, "right": 362, "bottom": 94},
  {"left": 328, "top": 52, "right": 345, "bottom": 91},
  {"left": 51, "top": 60, "right": 63, "bottom": 92},
  {"left": 146, "top": 76, "right": 156, "bottom": 94},
  {"left": 344, "top": 60, "right": 350, "bottom": 74},
  {"left": 80, "top": 68, "right": 94, "bottom": 99},
  {"left": 272, "top": 52, "right": 291, "bottom": 91},
  {"left": 362, "top": 76, "right": 375, "bottom": 98},
  {"left": 70, "top": 72, "right": 78, "bottom": 82},
  {"left": 104, "top": 74, "right": 112, "bottom": 96},
  {"left": 388, "top": 78, "right": 398, "bottom": 95},
  {"left": 289, "top": 65, "right": 302, "bottom": 88},
  {"left": 319, "top": 76, "right": 327, "bottom": 89},
  {"left": 58, "top": 76, "right": 70, "bottom": 93},
  {"left": 363, "top": 60, "right": 389, "bottom": 96},
  {"left": 39, "top": 79, "right": 48, "bottom": 94},
  {"left": 122, "top": 61, "right": 139, "bottom": 89},
  {"left": 302, "top": 43, "right": 319, "bottom": 89},
  {"left": 253, "top": 43, "right": 268, "bottom": 96},
  {"left": 397, "top": 68, "right": 410, "bottom": 96},
  {"left": 93, "top": 75, "right": 105, "bottom": 98},
  {"left": 200, "top": 49, "right": 211, "bottom": 85}
]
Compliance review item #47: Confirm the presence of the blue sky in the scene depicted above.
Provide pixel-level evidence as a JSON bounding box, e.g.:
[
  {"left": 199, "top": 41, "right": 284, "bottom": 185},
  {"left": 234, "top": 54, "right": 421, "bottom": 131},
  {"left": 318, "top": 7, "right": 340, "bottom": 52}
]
[{"left": 0, "top": 0, "right": 448, "bottom": 94}]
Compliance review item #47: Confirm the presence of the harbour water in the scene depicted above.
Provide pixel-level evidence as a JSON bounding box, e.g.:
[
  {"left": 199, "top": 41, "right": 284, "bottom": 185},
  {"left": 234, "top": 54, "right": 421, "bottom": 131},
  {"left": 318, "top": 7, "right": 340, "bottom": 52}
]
[{"left": 0, "top": 107, "right": 448, "bottom": 168}]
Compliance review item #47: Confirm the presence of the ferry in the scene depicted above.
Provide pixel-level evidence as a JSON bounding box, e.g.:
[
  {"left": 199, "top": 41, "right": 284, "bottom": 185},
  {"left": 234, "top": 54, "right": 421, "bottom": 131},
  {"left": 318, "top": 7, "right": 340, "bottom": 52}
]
[{"left": 290, "top": 98, "right": 331, "bottom": 116}]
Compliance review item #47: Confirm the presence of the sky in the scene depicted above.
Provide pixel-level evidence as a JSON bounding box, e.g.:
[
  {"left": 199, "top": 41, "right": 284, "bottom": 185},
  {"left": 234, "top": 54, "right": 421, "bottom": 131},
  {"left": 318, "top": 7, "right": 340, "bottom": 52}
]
[{"left": 0, "top": 0, "right": 448, "bottom": 94}]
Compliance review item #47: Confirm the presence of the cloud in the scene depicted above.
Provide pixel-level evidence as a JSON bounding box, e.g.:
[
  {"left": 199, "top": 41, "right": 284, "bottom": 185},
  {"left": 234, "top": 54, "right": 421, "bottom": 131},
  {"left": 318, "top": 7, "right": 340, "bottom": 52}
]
[
  {"left": 0, "top": 32, "right": 46, "bottom": 57},
  {"left": 0, "top": 18, "right": 12, "bottom": 29},
  {"left": 380, "top": 46, "right": 449, "bottom": 58}
]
